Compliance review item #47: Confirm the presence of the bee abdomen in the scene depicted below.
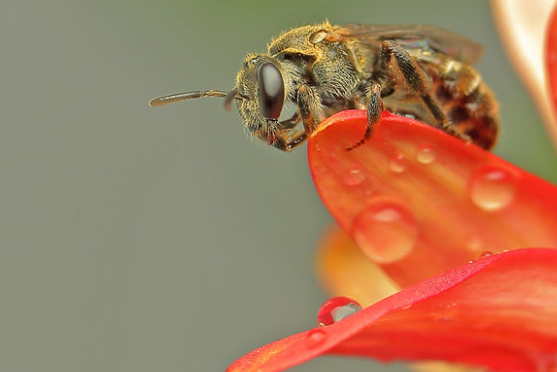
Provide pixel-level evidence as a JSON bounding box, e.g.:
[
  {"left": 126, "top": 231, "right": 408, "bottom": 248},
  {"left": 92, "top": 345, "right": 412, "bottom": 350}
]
[{"left": 433, "top": 61, "right": 499, "bottom": 150}]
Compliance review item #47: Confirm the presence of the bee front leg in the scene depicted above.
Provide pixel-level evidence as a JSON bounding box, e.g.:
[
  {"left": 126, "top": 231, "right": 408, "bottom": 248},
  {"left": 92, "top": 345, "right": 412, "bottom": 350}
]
[
  {"left": 260, "top": 116, "right": 308, "bottom": 152},
  {"left": 270, "top": 132, "right": 308, "bottom": 152},
  {"left": 267, "top": 83, "right": 323, "bottom": 152},
  {"left": 296, "top": 83, "right": 321, "bottom": 135}
]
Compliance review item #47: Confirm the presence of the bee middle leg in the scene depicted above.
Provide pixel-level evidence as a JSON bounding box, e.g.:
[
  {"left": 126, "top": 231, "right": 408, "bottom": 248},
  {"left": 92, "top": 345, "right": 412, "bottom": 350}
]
[{"left": 347, "top": 83, "right": 383, "bottom": 151}]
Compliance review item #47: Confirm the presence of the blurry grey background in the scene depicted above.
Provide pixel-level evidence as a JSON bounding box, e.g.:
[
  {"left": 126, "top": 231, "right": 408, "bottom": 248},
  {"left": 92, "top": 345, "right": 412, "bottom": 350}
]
[{"left": 1, "top": 1, "right": 556, "bottom": 372}]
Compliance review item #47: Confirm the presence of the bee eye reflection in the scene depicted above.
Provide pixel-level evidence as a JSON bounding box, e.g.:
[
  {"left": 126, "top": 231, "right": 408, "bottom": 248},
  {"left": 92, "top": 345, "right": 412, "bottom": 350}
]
[{"left": 258, "top": 62, "right": 285, "bottom": 119}]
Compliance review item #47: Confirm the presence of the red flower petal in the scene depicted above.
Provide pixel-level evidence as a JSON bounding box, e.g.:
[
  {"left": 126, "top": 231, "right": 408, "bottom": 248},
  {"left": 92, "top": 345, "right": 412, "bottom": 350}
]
[
  {"left": 227, "top": 249, "right": 557, "bottom": 372},
  {"left": 307, "top": 110, "right": 557, "bottom": 286}
]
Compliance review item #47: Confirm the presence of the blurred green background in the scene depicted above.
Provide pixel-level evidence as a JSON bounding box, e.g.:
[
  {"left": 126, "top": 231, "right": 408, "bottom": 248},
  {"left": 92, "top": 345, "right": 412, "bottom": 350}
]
[{"left": 1, "top": 1, "right": 556, "bottom": 372}]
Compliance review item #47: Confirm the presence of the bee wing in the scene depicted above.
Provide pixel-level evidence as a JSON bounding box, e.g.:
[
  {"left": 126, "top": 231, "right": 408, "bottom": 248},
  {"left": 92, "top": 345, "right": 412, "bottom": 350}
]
[{"left": 337, "top": 23, "right": 484, "bottom": 64}]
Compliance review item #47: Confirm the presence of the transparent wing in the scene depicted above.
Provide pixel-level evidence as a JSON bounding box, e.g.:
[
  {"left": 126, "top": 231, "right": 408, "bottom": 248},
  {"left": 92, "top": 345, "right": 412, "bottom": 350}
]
[{"left": 337, "top": 23, "right": 484, "bottom": 64}]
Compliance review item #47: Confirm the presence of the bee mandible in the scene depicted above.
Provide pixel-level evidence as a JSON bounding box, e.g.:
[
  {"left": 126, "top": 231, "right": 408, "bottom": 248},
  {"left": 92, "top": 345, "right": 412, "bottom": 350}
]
[{"left": 150, "top": 21, "right": 498, "bottom": 152}]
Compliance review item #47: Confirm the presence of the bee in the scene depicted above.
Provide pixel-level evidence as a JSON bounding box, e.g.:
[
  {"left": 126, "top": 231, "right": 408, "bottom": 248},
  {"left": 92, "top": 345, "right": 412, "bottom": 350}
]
[{"left": 149, "top": 21, "right": 498, "bottom": 152}]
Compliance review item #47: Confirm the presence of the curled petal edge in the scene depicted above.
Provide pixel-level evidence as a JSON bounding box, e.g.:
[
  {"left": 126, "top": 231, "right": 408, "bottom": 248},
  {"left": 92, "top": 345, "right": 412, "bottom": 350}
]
[{"left": 227, "top": 248, "right": 557, "bottom": 372}]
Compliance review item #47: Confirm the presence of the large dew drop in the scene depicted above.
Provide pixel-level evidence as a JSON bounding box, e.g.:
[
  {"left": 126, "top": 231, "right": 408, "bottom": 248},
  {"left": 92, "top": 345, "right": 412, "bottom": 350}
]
[
  {"left": 468, "top": 166, "right": 517, "bottom": 211},
  {"left": 317, "top": 296, "right": 362, "bottom": 327},
  {"left": 352, "top": 201, "right": 419, "bottom": 264}
]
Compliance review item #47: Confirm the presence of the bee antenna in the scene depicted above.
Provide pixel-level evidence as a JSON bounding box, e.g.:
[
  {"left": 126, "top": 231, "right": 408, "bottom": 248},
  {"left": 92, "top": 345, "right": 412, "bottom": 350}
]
[
  {"left": 223, "top": 89, "right": 239, "bottom": 111},
  {"left": 148, "top": 90, "right": 230, "bottom": 107}
]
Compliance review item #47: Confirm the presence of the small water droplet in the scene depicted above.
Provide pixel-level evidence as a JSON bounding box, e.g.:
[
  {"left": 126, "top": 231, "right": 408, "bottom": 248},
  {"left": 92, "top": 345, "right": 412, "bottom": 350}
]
[
  {"left": 439, "top": 302, "right": 456, "bottom": 309},
  {"left": 305, "top": 328, "right": 328, "bottom": 348},
  {"left": 468, "top": 166, "right": 517, "bottom": 211},
  {"left": 389, "top": 154, "right": 408, "bottom": 173},
  {"left": 434, "top": 303, "right": 459, "bottom": 323},
  {"left": 344, "top": 168, "right": 365, "bottom": 186},
  {"left": 352, "top": 201, "right": 418, "bottom": 264},
  {"left": 480, "top": 251, "right": 494, "bottom": 258},
  {"left": 416, "top": 144, "right": 436, "bottom": 164},
  {"left": 317, "top": 296, "right": 362, "bottom": 327}
]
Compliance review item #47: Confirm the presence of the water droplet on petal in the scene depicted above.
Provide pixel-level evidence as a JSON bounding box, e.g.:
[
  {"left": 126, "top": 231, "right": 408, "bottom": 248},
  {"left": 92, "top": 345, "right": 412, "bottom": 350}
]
[
  {"left": 305, "top": 328, "right": 328, "bottom": 348},
  {"left": 416, "top": 144, "right": 436, "bottom": 164},
  {"left": 317, "top": 296, "right": 362, "bottom": 326},
  {"left": 389, "top": 154, "right": 408, "bottom": 173},
  {"left": 434, "top": 303, "right": 459, "bottom": 323},
  {"left": 352, "top": 201, "right": 418, "bottom": 264},
  {"left": 480, "top": 251, "right": 494, "bottom": 258},
  {"left": 344, "top": 168, "right": 365, "bottom": 186},
  {"left": 468, "top": 167, "right": 517, "bottom": 211}
]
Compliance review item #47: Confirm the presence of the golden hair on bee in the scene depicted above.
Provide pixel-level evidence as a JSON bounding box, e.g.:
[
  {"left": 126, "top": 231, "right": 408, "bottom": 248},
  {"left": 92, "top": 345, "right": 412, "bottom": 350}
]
[{"left": 150, "top": 21, "right": 498, "bottom": 152}]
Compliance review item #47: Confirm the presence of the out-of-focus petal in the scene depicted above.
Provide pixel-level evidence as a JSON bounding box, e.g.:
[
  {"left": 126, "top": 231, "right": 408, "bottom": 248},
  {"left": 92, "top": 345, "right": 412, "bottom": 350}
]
[
  {"left": 410, "top": 361, "right": 484, "bottom": 372},
  {"left": 227, "top": 249, "right": 557, "bottom": 372},
  {"left": 547, "top": 5, "right": 557, "bottom": 116},
  {"left": 314, "top": 224, "right": 399, "bottom": 307},
  {"left": 491, "top": 0, "right": 557, "bottom": 147},
  {"left": 308, "top": 110, "right": 557, "bottom": 286}
]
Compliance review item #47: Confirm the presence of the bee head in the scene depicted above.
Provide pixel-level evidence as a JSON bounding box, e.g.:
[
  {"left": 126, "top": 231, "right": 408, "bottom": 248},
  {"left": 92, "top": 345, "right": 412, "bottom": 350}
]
[
  {"left": 148, "top": 54, "right": 295, "bottom": 142},
  {"left": 233, "top": 54, "right": 288, "bottom": 134}
]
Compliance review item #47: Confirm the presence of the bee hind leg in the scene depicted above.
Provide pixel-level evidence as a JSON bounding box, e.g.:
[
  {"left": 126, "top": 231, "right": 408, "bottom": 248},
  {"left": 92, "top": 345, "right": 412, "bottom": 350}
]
[
  {"left": 422, "top": 94, "right": 471, "bottom": 143},
  {"left": 371, "top": 41, "right": 471, "bottom": 143}
]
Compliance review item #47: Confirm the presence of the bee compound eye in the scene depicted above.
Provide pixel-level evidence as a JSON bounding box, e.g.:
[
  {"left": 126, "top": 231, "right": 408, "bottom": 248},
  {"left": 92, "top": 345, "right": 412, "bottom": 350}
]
[{"left": 258, "top": 62, "right": 285, "bottom": 119}]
